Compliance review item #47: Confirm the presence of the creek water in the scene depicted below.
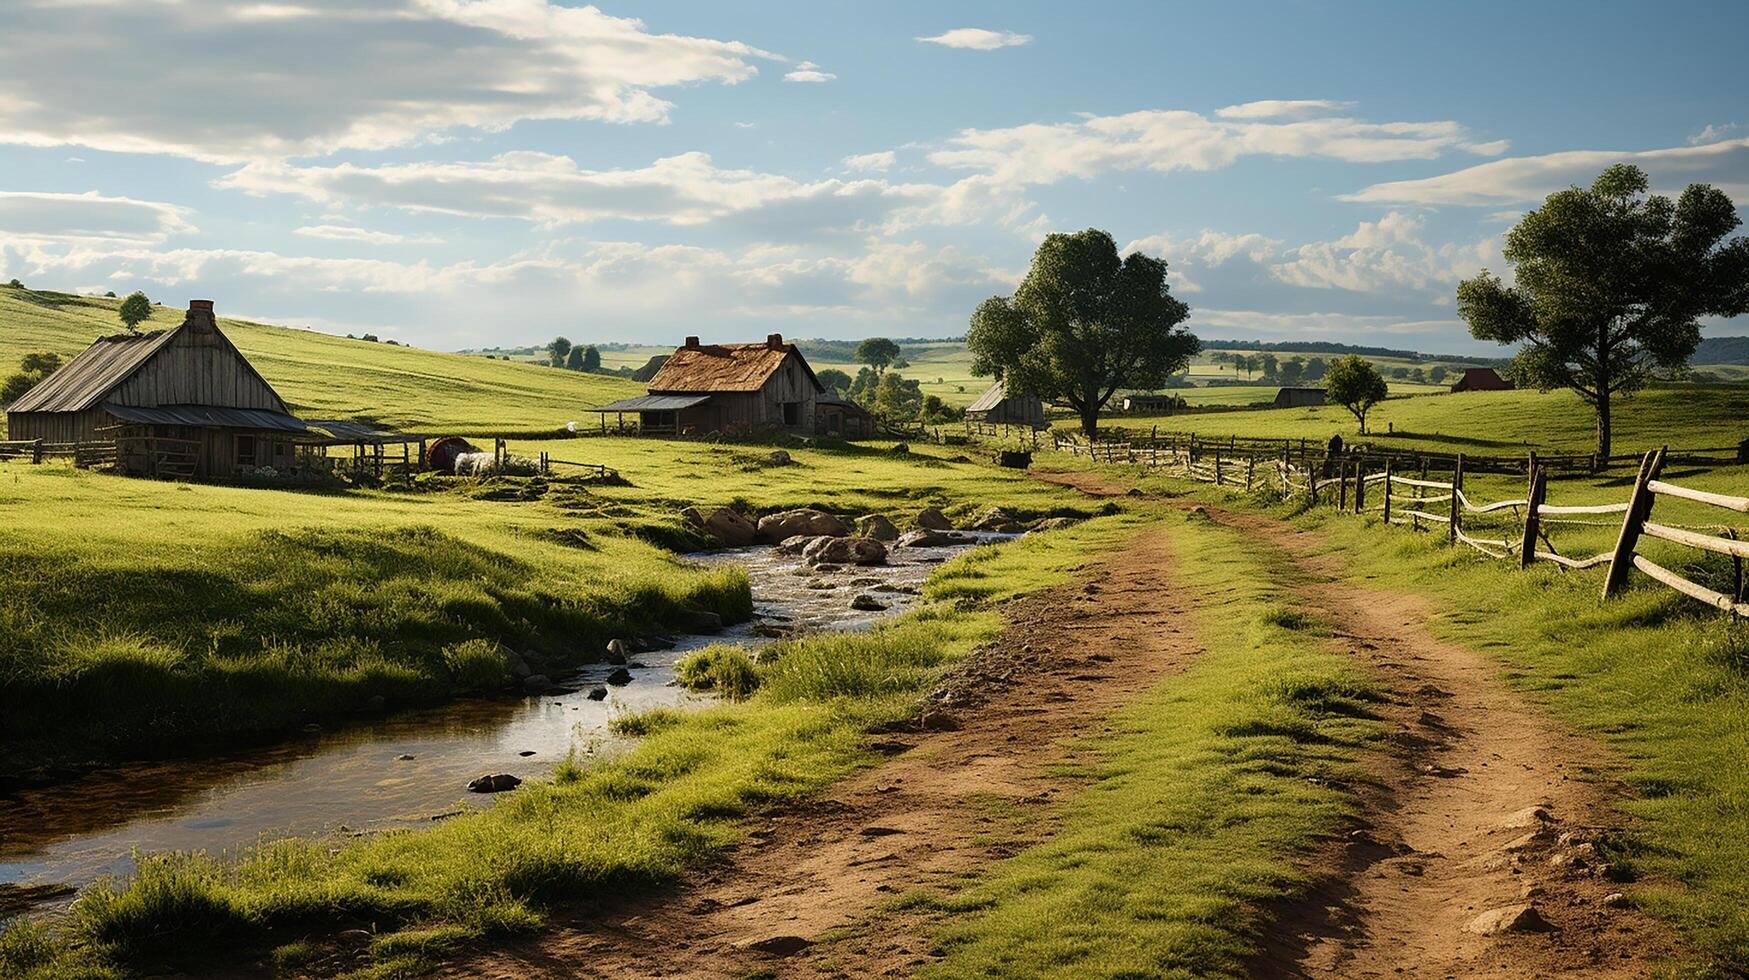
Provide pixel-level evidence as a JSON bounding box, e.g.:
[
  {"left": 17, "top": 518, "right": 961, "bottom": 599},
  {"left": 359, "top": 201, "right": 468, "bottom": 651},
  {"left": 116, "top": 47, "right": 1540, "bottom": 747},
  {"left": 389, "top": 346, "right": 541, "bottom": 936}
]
[{"left": 0, "top": 538, "right": 984, "bottom": 911}]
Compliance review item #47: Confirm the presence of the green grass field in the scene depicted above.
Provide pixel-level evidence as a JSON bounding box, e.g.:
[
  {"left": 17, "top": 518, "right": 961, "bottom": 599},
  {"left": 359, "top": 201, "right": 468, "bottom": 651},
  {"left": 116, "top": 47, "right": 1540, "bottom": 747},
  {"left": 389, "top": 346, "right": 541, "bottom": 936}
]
[{"left": 0, "top": 289, "right": 640, "bottom": 435}]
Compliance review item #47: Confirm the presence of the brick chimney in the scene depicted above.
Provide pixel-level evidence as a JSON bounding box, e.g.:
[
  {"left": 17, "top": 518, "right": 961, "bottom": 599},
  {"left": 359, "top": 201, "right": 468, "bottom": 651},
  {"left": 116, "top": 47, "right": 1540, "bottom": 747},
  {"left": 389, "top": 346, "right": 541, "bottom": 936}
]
[
  {"left": 186, "top": 299, "right": 216, "bottom": 330},
  {"left": 766, "top": 332, "right": 784, "bottom": 350},
  {"left": 683, "top": 335, "right": 701, "bottom": 349}
]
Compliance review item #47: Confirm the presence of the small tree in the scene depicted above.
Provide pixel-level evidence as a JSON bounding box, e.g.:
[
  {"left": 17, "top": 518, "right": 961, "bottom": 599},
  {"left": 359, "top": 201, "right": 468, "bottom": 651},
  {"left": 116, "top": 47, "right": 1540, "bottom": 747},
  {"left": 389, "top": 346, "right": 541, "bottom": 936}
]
[
  {"left": 1428, "top": 365, "right": 1448, "bottom": 384},
  {"left": 581, "top": 345, "right": 602, "bottom": 372},
  {"left": 968, "top": 228, "right": 1196, "bottom": 438},
  {"left": 816, "top": 368, "right": 852, "bottom": 396},
  {"left": 1458, "top": 164, "right": 1749, "bottom": 457},
  {"left": 1325, "top": 355, "right": 1388, "bottom": 433},
  {"left": 1303, "top": 356, "right": 1328, "bottom": 381},
  {"left": 117, "top": 291, "right": 152, "bottom": 333},
  {"left": 547, "top": 336, "right": 573, "bottom": 367},
  {"left": 4, "top": 279, "right": 21, "bottom": 289},
  {"left": 1, "top": 352, "right": 63, "bottom": 406},
  {"left": 855, "top": 337, "right": 902, "bottom": 375},
  {"left": 1260, "top": 352, "right": 1278, "bottom": 381},
  {"left": 1390, "top": 367, "right": 1409, "bottom": 379},
  {"left": 1409, "top": 367, "right": 1427, "bottom": 383},
  {"left": 565, "top": 346, "right": 585, "bottom": 371},
  {"left": 873, "top": 372, "right": 923, "bottom": 420},
  {"left": 1279, "top": 359, "right": 1304, "bottom": 386}
]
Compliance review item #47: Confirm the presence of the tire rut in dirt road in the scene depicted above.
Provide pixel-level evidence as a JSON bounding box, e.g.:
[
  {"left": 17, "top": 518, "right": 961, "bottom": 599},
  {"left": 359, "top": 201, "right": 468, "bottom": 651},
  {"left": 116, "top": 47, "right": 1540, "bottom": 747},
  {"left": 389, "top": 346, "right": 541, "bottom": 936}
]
[
  {"left": 448, "top": 529, "right": 1203, "bottom": 979},
  {"left": 1201, "top": 506, "right": 1680, "bottom": 979}
]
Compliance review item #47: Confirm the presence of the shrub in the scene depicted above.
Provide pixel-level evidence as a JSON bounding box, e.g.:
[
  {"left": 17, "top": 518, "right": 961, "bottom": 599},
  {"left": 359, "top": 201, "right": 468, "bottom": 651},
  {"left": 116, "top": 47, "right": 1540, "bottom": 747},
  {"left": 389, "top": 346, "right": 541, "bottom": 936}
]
[{"left": 442, "top": 639, "right": 510, "bottom": 692}]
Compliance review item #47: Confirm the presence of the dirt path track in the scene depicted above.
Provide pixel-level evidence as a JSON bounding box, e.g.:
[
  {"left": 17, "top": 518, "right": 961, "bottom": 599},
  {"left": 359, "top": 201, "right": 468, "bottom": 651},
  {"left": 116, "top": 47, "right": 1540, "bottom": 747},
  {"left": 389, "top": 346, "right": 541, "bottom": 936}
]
[{"left": 452, "top": 529, "right": 1203, "bottom": 978}]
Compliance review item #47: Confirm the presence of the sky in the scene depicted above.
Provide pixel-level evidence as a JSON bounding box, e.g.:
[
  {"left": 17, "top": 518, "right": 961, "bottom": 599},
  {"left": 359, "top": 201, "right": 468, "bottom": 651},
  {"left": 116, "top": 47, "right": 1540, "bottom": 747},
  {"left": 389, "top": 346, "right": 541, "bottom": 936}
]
[{"left": 2, "top": 0, "right": 1746, "bottom": 354}]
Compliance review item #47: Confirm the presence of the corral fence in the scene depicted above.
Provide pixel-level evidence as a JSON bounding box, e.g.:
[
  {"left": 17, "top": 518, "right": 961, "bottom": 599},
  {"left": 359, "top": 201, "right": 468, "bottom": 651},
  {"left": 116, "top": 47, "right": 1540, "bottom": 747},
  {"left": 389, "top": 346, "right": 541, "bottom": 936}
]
[{"left": 1055, "top": 433, "right": 1748, "bottom": 619}]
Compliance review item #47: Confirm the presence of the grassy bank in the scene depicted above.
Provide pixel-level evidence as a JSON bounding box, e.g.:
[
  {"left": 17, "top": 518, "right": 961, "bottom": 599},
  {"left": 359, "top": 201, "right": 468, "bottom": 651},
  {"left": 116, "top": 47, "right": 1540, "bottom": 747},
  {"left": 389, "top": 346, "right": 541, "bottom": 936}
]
[
  {"left": 0, "top": 511, "right": 1150, "bottom": 979},
  {"left": 890, "top": 511, "right": 1383, "bottom": 977}
]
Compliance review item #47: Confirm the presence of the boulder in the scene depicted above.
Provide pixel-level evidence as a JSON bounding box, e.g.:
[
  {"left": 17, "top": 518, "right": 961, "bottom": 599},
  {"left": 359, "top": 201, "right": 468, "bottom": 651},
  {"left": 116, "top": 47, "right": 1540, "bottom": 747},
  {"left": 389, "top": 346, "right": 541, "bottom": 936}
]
[
  {"left": 774, "top": 534, "right": 825, "bottom": 556},
  {"left": 605, "top": 639, "right": 630, "bottom": 665},
  {"left": 803, "top": 536, "right": 888, "bottom": 567},
  {"left": 467, "top": 773, "right": 522, "bottom": 793},
  {"left": 858, "top": 514, "right": 900, "bottom": 541},
  {"left": 691, "top": 507, "right": 757, "bottom": 547},
  {"left": 1464, "top": 904, "right": 1552, "bottom": 935},
  {"left": 968, "top": 507, "right": 1025, "bottom": 533},
  {"left": 678, "top": 609, "right": 723, "bottom": 634},
  {"left": 919, "top": 709, "right": 961, "bottom": 731},
  {"left": 586, "top": 687, "right": 608, "bottom": 701},
  {"left": 895, "top": 528, "right": 975, "bottom": 548},
  {"left": 889, "top": 442, "right": 910, "bottom": 455},
  {"left": 767, "top": 449, "right": 793, "bottom": 466},
  {"left": 522, "top": 674, "right": 552, "bottom": 695},
  {"left": 606, "top": 667, "right": 633, "bottom": 686},
  {"left": 756, "top": 509, "right": 851, "bottom": 543},
  {"left": 915, "top": 507, "right": 953, "bottom": 530},
  {"left": 850, "top": 594, "right": 889, "bottom": 612}
]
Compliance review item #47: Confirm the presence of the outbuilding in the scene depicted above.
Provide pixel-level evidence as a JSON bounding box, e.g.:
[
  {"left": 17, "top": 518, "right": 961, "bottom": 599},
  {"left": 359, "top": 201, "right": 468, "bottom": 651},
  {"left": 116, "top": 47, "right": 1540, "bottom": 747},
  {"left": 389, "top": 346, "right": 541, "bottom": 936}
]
[
  {"left": 1450, "top": 367, "right": 1513, "bottom": 392},
  {"left": 5, "top": 300, "right": 308, "bottom": 479},
  {"left": 590, "top": 334, "right": 823, "bottom": 435},
  {"left": 965, "top": 379, "right": 1048, "bottom": 430},
  {"left": 1121, "top": 393, "right": 1186, "bottom": 413},
  {"left": 1274, "top": 387, "right": 1327, "bottom": 408},
  {"left": 816, "top": 397, "right": 875, "bottom": 438}
]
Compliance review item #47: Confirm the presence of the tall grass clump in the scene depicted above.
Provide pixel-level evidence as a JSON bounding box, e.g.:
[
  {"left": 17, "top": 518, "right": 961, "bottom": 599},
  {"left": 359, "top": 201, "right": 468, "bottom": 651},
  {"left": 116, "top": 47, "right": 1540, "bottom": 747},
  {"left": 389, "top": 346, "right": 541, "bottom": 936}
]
[
  {"left": 443, "top": 639, "right": 511, "bottom": 692},
  {"left": 674, "top": 645, "right": 760, "bottom": 699}
]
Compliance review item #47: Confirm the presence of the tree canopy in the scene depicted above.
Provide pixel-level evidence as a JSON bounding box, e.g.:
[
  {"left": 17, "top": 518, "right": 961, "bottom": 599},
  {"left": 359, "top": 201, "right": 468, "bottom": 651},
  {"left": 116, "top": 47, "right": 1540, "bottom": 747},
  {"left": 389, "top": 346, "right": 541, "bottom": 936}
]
[
  {"left": 1, "top": 352, "right": 62, "bottom": 406},
  {"left": 816, "top": 368, "right": 852, "bottom": 396},
  {"left": 967, "top": 228, "right": 1196, "bottom": 438},
  {"left": 581, "top": 345, "right": 602, "bottom": 372},
  {"left": 117, "top": 291, "right": 152, "bottom": 333},
  {"left": 854, "top": 337, "right": 902, "bottom": 374},
  {"left": 1324, "top": 355, "right": 1388, "bottom": 433},
  {"left": 546, "top": 336, "right": 573, "bottom": 367},
  {"left": 1457, "top": 164, "right": 1749, "bottom": 456},
  {"left": 564, "top": 346, "right": 585, "bottom": 371}
]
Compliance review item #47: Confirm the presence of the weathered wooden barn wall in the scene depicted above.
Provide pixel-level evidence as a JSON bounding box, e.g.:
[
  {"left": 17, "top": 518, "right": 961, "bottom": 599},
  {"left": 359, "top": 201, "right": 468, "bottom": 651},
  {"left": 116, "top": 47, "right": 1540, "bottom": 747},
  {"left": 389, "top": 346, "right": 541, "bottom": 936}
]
[{"left": 105, "top": 319, "right": 285, "bottom": 411}]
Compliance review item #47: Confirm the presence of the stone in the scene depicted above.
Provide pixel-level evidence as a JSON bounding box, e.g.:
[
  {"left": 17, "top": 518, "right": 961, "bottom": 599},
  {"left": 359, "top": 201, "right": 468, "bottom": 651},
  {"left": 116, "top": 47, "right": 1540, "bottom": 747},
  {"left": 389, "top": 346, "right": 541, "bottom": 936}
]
[
  {"left": 467, "top": 773, "right": 522, "bottom": 793},
  {"left": 1464, "top": 903, "right": 1552, "bottom": 935},
  {"left": 858, "top": 514, "right": 900, "bottom": 541},
  {"left": 851, "top": 594, "right": 889, "bottom": 612},
  {"left": 895, "top": 528, "right": 975, "bottom": 548},
  {"left": 507, "top": 655, "right": 532, "bottom": 680},
  {"left": 919, "top": 709, "right": 960, "bottom": 731},
  {"left": 804, "top": 535, "right": 888, "bottom": 567},
  {"left": 1503, "top": 829, "right": 1551, "bottom": 852},
  {"left": 756, "top": 508, "right": 851, "bottom": 543},
  {"left": 968, "top": 506, "right": 1023, "bottom": 532},
  {"left": 678, "top": 609, "right": 723, "bottom": 634},
  {"left": 889, "top": 442, "right": 910, "bottom": 455},
  {"left": 915, "top": 507, "right": 953, "bottom": 530},
  {"left": 606, "top": 667, "right": 633, "bottom": 686},
  {"left": 1601, "top": 892, "right": 1628, "bottom": 908},
  {"left": 522, "top": 674, "right": 551, "bottom": 694},
  {"left": 518, "top": 750, "right": 536, "bottom": 757},
  {"left": 1500, "top": 805, "right": 1554, "bottom": 829},
  {"left": 605, "top": 639, "right": 630, "bottom": 665},
  {"left": 767, "top": 449, "right": 792, "bottom": 465},
  {"left": 774, "top": 534, "right": 823, "bottom": 555},
  {"left": 395, "top": 753, "right": 416, "bottom": 761},
  {"left": 744, "top": 935, "right": 813, "bottom": 957},
  {"left": 586, "top": 687, "right": 608, "bottom": 701},
  {"left": 692, "top": 507, "right": 757, "bottom": 547}
]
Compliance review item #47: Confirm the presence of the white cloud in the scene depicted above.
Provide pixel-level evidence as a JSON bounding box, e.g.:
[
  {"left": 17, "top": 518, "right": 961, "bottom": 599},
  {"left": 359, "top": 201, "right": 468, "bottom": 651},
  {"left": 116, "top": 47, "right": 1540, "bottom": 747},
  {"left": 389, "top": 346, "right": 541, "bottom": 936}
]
[
  {"left": 1189, "top": 308, "right": 1465, "bottom": 340},
  {"left": 842, "top": 151, "right": 897, "bottom": 172},
  {"left": 293, "top": 224, "right": 440, "bottom": 245},
  {"left": 1270, "top": 212, "right": 1496, "bottom": 294},
  {"left": 0, "top": 0, "right": 776, "bottom": 162},
  {"left": 928, "top": 105, "right": 1506, "bottom": 189},
  {"left": 784, "top": 61, "right": 836, "bottom": 83},
  {"left": 220, "top": 151, "right": 939, "bottom": 235},
  {"left": 916, "top": 28, "right": 1031, "bottom": 50},
  {"left": 0, "top": 190, "right": 194, "bottom": 244},
  {"left": 1213, "top": 99, "right": 1355, "bottom": 120},
  {"left": 1690, "top": 123, "right": 1740, "bottom": 146},
  {"left": 1344, "top": 137, "right": 1749, "bottom": 206}
]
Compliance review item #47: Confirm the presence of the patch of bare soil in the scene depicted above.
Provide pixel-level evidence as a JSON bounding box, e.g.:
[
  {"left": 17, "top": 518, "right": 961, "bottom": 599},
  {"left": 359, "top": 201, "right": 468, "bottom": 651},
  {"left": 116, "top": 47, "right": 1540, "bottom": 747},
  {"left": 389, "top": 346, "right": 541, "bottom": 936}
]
[
  {"left": 447, "top": 529, "right": 1203, "bottom": 979},
  {"left": 1027, "top": 466, "right": 1139, "bottom": 498},
  {"left": 1198, "top": 505, "right": 1680, "bottom": 979}
]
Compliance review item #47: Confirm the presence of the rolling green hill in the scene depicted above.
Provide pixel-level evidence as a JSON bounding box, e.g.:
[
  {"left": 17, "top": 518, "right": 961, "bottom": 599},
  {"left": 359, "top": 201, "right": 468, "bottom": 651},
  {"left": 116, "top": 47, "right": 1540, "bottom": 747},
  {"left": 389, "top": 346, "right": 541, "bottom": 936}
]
[{"left": 0, "top": 288, "right": 641, "bottom": 435}]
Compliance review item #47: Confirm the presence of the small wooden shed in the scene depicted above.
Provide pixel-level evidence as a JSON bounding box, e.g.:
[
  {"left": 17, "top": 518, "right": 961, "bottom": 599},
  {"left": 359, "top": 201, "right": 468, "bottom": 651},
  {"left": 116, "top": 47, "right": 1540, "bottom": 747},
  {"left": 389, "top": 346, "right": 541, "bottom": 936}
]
[
  {"left": 1121, "top": 393, "right": 1186, "bottom": 413},
  {"left": 590, "top": 334, "right": 823, "bottom": 435},
  {"left": 816, "top": 397, "right": 875, "bottom": 438},
  {"left": 1274, "top": 387, "right": 1327, "bottom": 408},
  {"left": 5, "top": 300, "right": 307, "bottom": 478},
  {"left": 1450, "top": 367, "right": 1512, "bottom": 392},
  {"left": 965, "top": 380, "right": 1048, "bottom": 430}
]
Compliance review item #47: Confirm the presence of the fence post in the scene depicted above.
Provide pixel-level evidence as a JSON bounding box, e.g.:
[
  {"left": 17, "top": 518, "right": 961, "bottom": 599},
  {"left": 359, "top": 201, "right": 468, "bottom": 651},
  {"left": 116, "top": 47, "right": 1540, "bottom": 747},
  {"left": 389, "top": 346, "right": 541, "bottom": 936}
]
[
  {"left": 1338, "top": 459, "right": 1349, "bottom": 510},
  {"left": 1449, "top": 453, "right": 1463, "bottom": 544},
  {"left": 1214, "top": 449, "right": 1223, "bottom": 486},
  {"left": 1354, "top": 459, "right": 1366, "bottom": 514},
  {"left": 1246, "top": 456, "right": 1255, "bottom": 492},
  {"left": 1382, "top": 461, "right": 1393, "bottom": 525},
  {"left": 1519, "top": 466, "right": 1545, "bottom": 568},
  {"left": 1602, "top": 448, "right": 1666, "bottom": 597},
  {"left": 32, "top": 439, "right": 43, "bottom": 465}
]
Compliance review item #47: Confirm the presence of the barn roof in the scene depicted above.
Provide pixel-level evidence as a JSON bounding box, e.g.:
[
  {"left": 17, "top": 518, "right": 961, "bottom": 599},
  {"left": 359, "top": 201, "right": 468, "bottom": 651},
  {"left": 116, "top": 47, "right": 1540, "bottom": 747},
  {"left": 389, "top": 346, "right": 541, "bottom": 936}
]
[
  {"left": 591, "top": 394, "right": 714, "bottom": 413},
  {"left": 967, "top": 379, "right": 1021, "bottom": 414},
  {"left": 647, "top": 336, "right": 823, "bottom": 394},
  {"left": 105, "top": 404, "right": 309, "bottom": 432},
  {"left": 7, "top": 329, "right": 179, "bottom": 413}
]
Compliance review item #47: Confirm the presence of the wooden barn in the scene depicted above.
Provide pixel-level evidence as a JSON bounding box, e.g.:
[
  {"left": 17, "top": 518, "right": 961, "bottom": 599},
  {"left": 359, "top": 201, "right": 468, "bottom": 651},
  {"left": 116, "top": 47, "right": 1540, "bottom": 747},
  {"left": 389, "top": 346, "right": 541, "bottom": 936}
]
[
  {"left": 1274, "top": 387, "right": 1327, "bottom": 408},
  {"left": 965, "top": 380, "right": 1048, "bottom": 430},
  {"left": 1450, "top": 367, "right": 1513, "bottom": 392},
  {"left": 5, "top": 300, "right": 307, "bottom": 479},
  {"left": 816, "top": 397, "right": 875, "bottom": 438},
  {"left": 591, "top": 334, "right": 823, "bottom": 435}
]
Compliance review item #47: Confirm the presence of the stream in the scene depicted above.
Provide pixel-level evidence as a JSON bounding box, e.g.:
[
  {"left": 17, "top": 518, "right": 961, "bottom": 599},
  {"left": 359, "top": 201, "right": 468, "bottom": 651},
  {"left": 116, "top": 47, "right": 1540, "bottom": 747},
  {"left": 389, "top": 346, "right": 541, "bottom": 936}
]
[{"left": 0, "top": 537, "right": 991, "bottom": 913}]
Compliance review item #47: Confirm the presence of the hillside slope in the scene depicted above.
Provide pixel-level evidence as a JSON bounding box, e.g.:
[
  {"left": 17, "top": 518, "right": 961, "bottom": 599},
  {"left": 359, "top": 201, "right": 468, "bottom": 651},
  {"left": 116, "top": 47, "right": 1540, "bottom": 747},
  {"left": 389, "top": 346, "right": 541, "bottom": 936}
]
[{"left": 0, "top": 288, "right": 640, "bottom": 434}]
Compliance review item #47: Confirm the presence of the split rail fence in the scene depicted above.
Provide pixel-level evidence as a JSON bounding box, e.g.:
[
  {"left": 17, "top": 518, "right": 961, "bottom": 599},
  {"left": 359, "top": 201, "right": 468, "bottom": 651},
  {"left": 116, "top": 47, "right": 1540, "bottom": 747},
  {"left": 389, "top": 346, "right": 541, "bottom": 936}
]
[{"left": 1055, "top": 433, "right": 1748, "bottom": 619}]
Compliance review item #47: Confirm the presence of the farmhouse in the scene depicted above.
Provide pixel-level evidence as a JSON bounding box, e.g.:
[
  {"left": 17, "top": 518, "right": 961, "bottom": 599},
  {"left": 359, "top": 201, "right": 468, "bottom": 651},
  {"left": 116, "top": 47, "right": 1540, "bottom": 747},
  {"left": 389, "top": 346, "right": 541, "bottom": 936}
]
[
  {"left": 591, "top": 334, "right": 823, "bottom": 435},
  {"left": 1274, "top": 387, "right": 1327, "bottom": 408},
  {"left": 1450, "top": 367, "right": 1513, "bottom": 392},
  {"left": 965, "top": 379, "right": 1048, "bottom": 430},
  {"left": 6, "top": 300, "right": 307, "bottom": 479}
]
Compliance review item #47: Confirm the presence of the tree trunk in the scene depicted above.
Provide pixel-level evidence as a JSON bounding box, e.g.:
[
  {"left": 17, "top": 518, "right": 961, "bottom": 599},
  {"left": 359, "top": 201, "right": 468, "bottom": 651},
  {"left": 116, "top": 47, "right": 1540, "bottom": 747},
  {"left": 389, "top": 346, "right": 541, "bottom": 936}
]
[
  {"left": 1079, "top": 403, "right": 1100, "bottom": 440},
  {"left": 1595, "top": 390, "right": 1612, "bottom": 459}
]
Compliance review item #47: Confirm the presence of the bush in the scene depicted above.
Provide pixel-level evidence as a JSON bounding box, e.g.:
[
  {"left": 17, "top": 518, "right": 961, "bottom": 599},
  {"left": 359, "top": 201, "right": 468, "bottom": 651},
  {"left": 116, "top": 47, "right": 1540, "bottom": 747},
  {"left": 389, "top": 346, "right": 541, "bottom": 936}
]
[
  {"left": 442, "top": 639, "right": 510, "bottom": 692},
  {"left": 674, "top": 645, "right": 760, "bottom": 699}
]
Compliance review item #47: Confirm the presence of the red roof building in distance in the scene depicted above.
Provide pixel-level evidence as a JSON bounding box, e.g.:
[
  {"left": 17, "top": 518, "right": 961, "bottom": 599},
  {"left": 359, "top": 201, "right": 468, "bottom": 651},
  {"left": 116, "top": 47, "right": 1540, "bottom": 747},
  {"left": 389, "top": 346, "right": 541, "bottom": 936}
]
[{"left": 1449, "top": 367, "right": 1513, "bottom": 392}]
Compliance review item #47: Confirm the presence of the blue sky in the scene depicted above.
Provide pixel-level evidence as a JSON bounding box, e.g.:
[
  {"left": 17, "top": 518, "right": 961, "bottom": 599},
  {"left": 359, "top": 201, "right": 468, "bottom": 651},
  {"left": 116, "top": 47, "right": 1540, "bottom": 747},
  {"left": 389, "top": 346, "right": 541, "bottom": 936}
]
[{"left": 2, "top": 0, "right": 1745, "bottom": 353}]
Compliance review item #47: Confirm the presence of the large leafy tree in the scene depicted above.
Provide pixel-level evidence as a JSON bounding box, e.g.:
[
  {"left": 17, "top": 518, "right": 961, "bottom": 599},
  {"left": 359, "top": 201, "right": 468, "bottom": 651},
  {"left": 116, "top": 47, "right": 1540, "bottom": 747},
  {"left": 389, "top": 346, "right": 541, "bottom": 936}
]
[
  {"left": 1458, "top": 164, "right": 1749, "bottom": 456},
  {"left": 967, "top": 228, "right": 1197, "bottom": 438},
  {"left": 1325, "top": 355, "right": 1388, "bottom": 433},
  {"left": 854, "top": 337, "right": 902, "bottom": 374}
]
